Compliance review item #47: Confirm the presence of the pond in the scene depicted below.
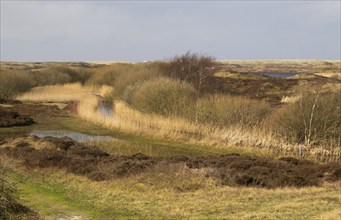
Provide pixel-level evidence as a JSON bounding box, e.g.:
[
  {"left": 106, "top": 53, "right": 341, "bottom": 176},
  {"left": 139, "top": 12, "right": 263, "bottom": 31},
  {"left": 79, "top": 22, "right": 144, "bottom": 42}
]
[
  {"left": 30, "top": 130, "right": 117, "bottom": 142},
  {"left": 29, "top": 130, "right": 231, "bottom": 157},
  {"left": 243, "top": 72, "right": 301, "bottom": 78}
]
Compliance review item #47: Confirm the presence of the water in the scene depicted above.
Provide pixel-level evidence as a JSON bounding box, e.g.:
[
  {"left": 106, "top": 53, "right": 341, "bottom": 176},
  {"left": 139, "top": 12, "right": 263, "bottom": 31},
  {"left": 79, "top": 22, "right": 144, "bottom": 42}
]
[
  {"left": 97, "top": 102, "right": 113, "bottom": 118},
  {"left": 30, "top": 130, "right": 117, "bottom": 142},
  {"left": 243, "top": 72, "right": 301, "bottom": 78},
  {"left": 25, "top": 101, "right": 230, "bottom": 157}
]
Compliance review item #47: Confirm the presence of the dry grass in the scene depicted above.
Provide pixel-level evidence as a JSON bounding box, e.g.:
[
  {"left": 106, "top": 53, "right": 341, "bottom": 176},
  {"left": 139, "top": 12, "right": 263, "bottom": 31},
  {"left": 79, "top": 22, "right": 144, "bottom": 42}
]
[
  {"left": 44, "top": 173, "right": 341, "bottom": 219},
  {"left": 196, "top": 94, "right": 270, "bottom": 128},
  {"left": 214, "top": 72, "right": 267, "bottom": 80},
  {"left": 218, "top": 60, "right": 341, "bottom": 65},
  {"left": 13, "top": 165, "right": 341, "bottom": 220},
  {"left": 1, "top": 138, "right": 340, "bottom": 219},
  {"left": 314, "top": 72, "right": 341, "bottom": 80},
  {"left": 321, "top": 82, "right": 341, "bottom": 93},
  {"left": 281, "top": 95, "right": 301, "bottom": 103},
  {"left": 0, "top": 104, "right": 13, "bottom": 108},
  {"left": 17, "top": 84, "right": 341, "bottom": 161},
  {"left": 86, "top": 61, "right": 133, "bottom": 65},
  {"left": 17, "top": 83, "right": 112, "bottom": 102},
  {"left": 217, "top": 60, "right": 341, "bottom": 75}
]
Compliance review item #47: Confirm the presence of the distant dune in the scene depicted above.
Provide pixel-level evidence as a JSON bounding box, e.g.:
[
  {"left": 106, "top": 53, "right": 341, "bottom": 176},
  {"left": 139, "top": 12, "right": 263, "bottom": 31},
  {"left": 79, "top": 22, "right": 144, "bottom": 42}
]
[{"left": 86, "top": 61, "right": 134, "bottom": 65}]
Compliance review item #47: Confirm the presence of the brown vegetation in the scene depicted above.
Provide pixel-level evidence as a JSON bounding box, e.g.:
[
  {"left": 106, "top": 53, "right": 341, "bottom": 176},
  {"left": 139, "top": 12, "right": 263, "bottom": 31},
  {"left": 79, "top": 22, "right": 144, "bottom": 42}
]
[
  {"left": 0, "top": 107, "right": 34, "bottom": 127},
  {"left": 1, "top": 136, "right": 340, "bottom": 188},
  {"left": 270, "top": 92, "right": 341, "bottom": 146},
  {"left": 217, "top": 60, "right": 341, "bottom": 73},
  {"left": 0, "top": 69, "right": 34, "bottom": 100},
  {"left": 5, "top": 57, "right": 341, "bottom": 163},
  {"left": 130, "top": 78, "right": 195, "bottom": 117},
  {"left": 196, "top": 94, "right": 270, "bottom": 127},
  {"left": 2, "top": 59, "right": 340, "bottom": 219},
  {"left": 16, "top": 84, "right": 341, "bottom": 162},
  {"left": 86, "top": 62, "right": 161, "bottom": 100},
  {"left": 161, "top": 52, "right": 215, "bottom": 97},
  {"left": 0, "top": 102, "right": 69, "bottom": 118},
  {"left": 0, "top": 64, "right": 95, "bottom": 100},
  {"left": 201, "top": 74, "right": 298, "bottom": 103}
]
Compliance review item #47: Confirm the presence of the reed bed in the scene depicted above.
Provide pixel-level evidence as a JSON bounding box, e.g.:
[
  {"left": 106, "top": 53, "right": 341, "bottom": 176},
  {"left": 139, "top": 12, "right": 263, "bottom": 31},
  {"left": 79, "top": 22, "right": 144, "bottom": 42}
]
[{"left": 17, "top": 83, "right": 341, "bottom": 162}]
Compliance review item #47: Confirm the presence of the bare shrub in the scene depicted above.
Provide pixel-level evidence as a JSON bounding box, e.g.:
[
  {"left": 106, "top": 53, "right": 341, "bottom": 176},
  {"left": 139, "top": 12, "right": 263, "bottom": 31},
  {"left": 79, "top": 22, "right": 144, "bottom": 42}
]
[
  {"left": 32, "top": 65, "right": 93, "bottom": 86},
  {"left": 87, "top": 62, "right": 162, "bottom": 101},
  {"left": 114, "top": 64, "right": 161, "bottom": 101},
  {"left": 0, "top": 65, "right": 94, "bottom": 100},
  {"left": 86, "top": 63, "right": 132, "bottom": 86},
  {"left": 161, "top": 52, "right": 215, "bottom": 97},
  {"left": 70, "top": 68, "right": 93, "bottom": 85},
  {"left": 0, "top": 69, "right": 34, "bottom": 100},
  {"left": 130, "top": 78, "right": 196, "bottom": 117},
  {"left": 196, "top": 94, "right": 271, "bottom": 128},
  {"left": 272, "top": 92, "right": 341, "bottom": 146}
]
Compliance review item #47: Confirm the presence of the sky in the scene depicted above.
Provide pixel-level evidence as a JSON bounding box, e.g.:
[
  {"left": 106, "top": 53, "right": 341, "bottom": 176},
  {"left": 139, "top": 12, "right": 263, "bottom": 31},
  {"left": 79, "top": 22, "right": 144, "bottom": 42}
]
[{"left": 1, "top": 1, "right": 340, "bottom": 62}]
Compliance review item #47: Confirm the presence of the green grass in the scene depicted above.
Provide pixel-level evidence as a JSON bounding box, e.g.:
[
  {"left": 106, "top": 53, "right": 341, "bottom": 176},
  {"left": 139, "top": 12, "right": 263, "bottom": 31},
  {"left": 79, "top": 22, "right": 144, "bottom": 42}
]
[
  {"left": 0, "top": 112, "right": 259, "bottom": 158},
  {"left": 10, "top": 170, "right": 128, "bottom": 219},
  {"left": 93, "top": 136, "right": 259, "bottom": 158},
  {"left": 8, "top": 167, "right": 341, "bottom": 219}
]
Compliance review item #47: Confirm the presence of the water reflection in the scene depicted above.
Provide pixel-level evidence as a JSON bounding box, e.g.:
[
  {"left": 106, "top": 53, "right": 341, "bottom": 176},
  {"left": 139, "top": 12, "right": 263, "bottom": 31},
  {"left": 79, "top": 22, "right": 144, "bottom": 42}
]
[
  {"left": 97, "top": 102, "right": 113, "bottom": 118},
  {"left": 30, "top": 130, "right": 116, "bottom": 142}
]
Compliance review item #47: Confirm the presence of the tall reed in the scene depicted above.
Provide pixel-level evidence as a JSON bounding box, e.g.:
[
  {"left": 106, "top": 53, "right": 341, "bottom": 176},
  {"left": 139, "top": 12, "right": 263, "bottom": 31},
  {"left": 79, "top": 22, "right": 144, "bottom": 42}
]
[{"left": 17, "top": 84, "right": 341, "bottom": 162}]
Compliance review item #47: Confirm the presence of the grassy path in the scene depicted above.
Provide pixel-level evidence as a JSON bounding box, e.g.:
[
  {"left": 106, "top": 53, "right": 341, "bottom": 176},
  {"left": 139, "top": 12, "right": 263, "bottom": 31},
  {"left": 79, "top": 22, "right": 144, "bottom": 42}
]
[
  {"left": 7, "top": 168, "right": 341, "bottom": 220},
  {"left": 11, "top": 172, "right": 127, "bottom": 219}
]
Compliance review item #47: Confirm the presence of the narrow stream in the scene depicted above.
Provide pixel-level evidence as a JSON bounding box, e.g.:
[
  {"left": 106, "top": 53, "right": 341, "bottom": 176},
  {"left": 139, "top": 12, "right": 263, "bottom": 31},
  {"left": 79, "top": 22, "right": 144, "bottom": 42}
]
[{"left": 25, "top": 101, "right": 226, "bottom": 157}]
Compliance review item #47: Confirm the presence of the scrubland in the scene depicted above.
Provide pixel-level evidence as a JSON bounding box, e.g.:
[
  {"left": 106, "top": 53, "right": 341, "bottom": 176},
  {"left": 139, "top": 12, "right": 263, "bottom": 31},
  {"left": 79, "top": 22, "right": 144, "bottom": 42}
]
[
  {"left": 15, "top": 82, "right": 341, "bottom": 162},
  {"left": 14, "top": 58, "right": 341, "bottom": 161},
  {"left": 1, "top": 56, "right": 341, "bottom": 219}
]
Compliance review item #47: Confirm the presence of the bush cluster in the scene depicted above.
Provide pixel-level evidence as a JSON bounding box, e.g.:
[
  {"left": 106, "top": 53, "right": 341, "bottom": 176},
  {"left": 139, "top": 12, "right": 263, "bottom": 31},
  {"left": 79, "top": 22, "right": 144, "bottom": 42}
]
[
  {"left": 2, "top": 54, "right": 340, "bottom": 148},
  {"left": 0, "top": 65, "right": 93, "bottom": 100},
  {"left": 33, "top": 65, "right": 93, "bottom": 86},
  {"left": 196, "top": 94, "right": 271, "bottom": 127},
  {"left": 86, "top": 63, "right": 132, "bottom": 86},
  {"left": 87, "top": 62, "right": 162, "bottom": 101},
  {"left": 130, "top": 78, "right": 196, "bottom": 117},
  {"left": 0, "top": 69, "right": 34, "bottom": 100},
  {"left": 160, "top": 52, "right": 215, "bottom": 95},
  {"left": 272, "top": 93, "right": 341, "bottom": 146}
]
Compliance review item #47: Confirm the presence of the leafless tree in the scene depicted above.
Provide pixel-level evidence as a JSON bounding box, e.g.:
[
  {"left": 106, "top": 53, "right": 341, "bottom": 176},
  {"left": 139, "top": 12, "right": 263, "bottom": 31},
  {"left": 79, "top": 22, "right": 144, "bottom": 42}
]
[{"left": 161, "top": 51, "right": 215, "bottom": 98}]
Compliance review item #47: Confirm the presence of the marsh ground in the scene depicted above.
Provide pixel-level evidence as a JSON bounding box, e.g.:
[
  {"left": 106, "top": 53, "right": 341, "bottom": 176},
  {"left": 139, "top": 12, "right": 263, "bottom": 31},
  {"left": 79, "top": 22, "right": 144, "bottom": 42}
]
[
  {"left": 1, "top": 99, "right": 340, "bottom": 219},
  {"left": 0, "top": 60, "right": 340, "bottom": 219}
]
